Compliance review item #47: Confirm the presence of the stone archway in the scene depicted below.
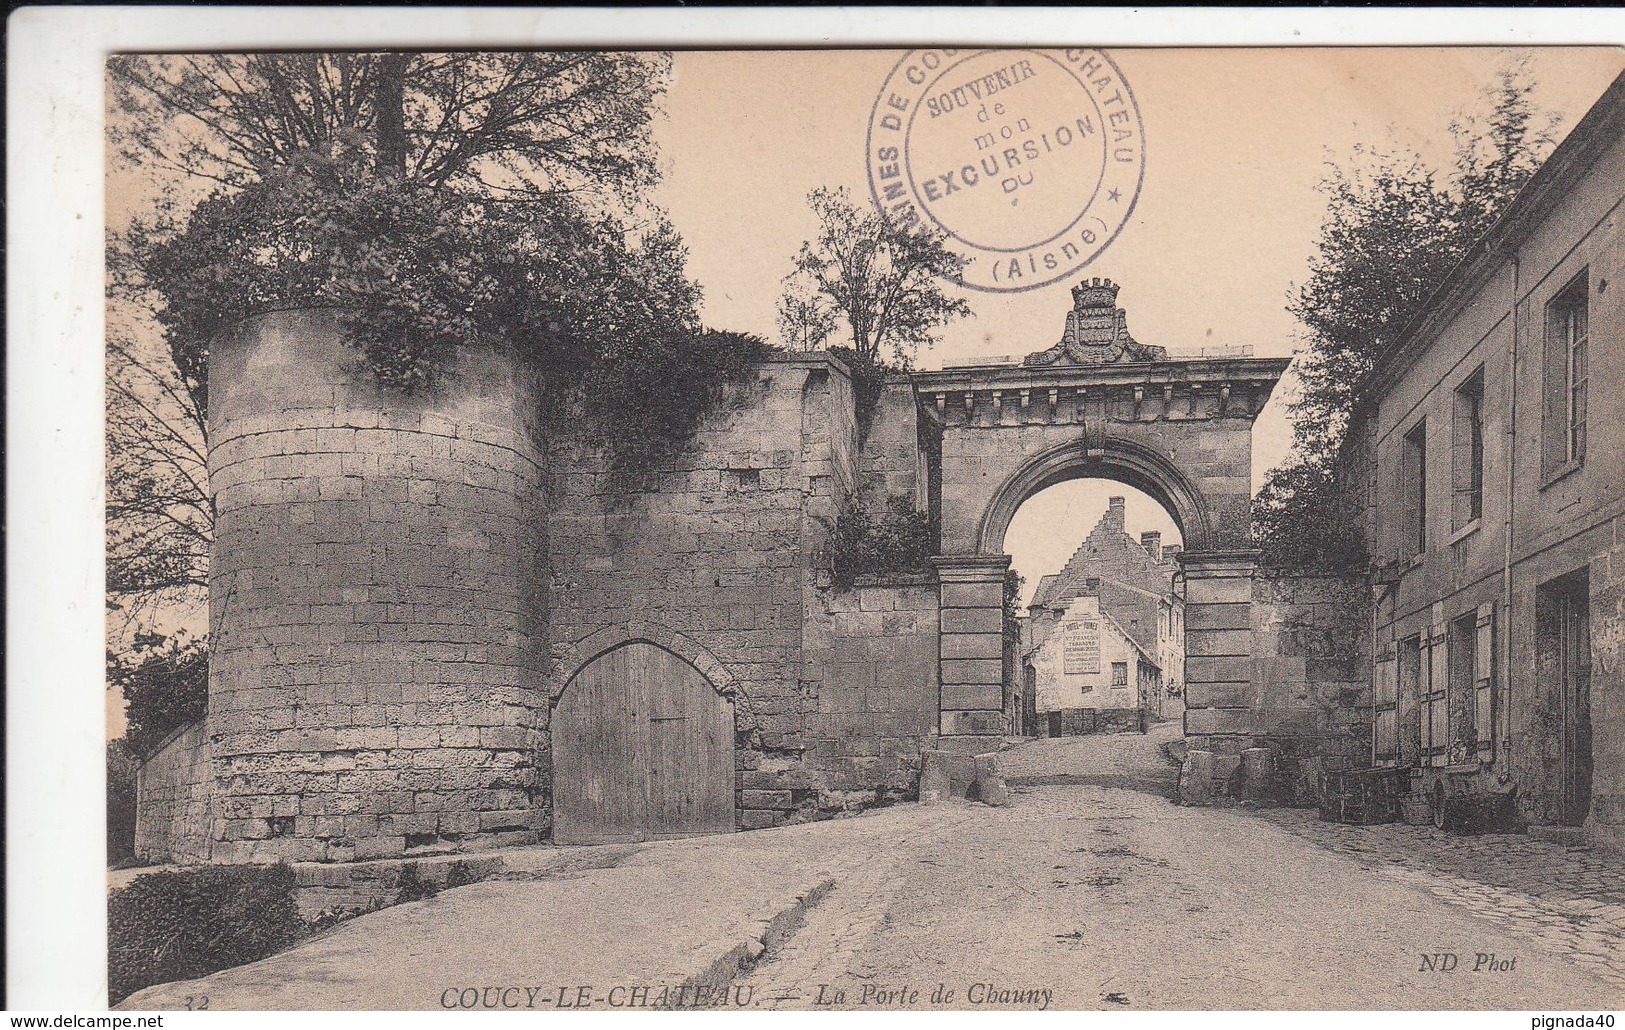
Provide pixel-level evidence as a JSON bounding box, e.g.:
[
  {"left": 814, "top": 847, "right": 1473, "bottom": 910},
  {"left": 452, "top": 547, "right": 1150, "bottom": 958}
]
[
  {"left": 975, "top": 435, "right": 1214, "bottom": 556},
  {"left": 911, "top": 279, "right": 1290, "bottom": 746}
]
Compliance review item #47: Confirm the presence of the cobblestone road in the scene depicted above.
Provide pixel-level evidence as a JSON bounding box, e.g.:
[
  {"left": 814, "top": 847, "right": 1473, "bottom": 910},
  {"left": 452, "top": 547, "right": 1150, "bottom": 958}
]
[{"left": 1247, "top": 806, "right": 1625, "bottom": 986}]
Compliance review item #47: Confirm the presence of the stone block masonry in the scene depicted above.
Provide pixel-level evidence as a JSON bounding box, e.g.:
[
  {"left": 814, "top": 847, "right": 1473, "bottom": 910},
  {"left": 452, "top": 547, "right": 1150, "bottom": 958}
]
[
  {"left": 796, "top": 574, "right": 940, "bottom": 819},
  {"left": 547, "top": 355, "right": 937, "bottom": 831},
  {"left": 205, "top": 310, "right": 548, "bottom": 863},
  {"left": 133, "top": 720, "right": 212, "bottom": 864},
  {"left": 1181, "top": 573, "right": 1372, "bottom": 802},
  {"left": 136, "top": 297, "right": 1326, "bottom": 853},
  {"left": 1246, "top": 574, "right": 1372, "bottom": 759}
]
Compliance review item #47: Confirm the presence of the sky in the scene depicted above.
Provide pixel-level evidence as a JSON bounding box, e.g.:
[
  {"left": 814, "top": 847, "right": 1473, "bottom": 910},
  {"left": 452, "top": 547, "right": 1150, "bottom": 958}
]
[{"left": 645, "top": 46, "right": 1623, "bottom": 602}]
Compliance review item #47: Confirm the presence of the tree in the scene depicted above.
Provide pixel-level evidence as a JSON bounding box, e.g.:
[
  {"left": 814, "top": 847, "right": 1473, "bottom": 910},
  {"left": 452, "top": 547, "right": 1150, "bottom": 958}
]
[
  {"left": 777, "top": 186, "right": 971, "bottom": 367},
  {"left": 107, "top": 632, "right": 209, "bottom": 759},
  {"left": 108, "top": 52, "right": 668, "bottom": 202},
  {"left": 109, "top": 51, "right": 683, "bottom": 410},
  {"left": 108, "top": 51, "right": 774, "bottom": 463},
  {"left": 1254, "top": 63, "right": 1556, "bottom": 573},
  {"left": 107, "top": 740, "right": 140, "bottom": 864},
  {"left": 105, "top": 326, "right": 210, "bottom": 633}
]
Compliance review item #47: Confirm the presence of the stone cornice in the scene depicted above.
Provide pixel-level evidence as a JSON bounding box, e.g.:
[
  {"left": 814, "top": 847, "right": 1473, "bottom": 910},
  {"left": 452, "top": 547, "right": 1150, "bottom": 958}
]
[
  {"left": 910, "top": 356, "right": 1291, "bottom": 427},
  {"left": 931, "top": 554, "right": 1013, "bottom": 581},
  {"left": 911, "top": 355, "right": 1290, "bottom": 392}
]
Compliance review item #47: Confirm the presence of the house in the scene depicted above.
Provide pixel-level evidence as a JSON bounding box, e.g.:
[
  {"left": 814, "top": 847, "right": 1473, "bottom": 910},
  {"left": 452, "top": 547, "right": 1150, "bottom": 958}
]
[
  {"left": 1023, "top": 496, "right": 1185, "bottom": 721},
  {"left": 1026, "top": 592, "right": 1159, "bottom": 736},
  {"left": 1357, "top": 72, "right": 1624, "bottom": 845}
]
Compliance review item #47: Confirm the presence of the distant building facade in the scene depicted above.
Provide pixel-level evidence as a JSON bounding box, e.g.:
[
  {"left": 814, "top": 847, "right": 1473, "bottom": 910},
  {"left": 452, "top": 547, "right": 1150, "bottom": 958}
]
[
  {"left": 1023, "top": 495, "right": 1184, "bottom": 725},
  {"left": 1027, "top": 593, "right": 1160, "bottom": 735},
  {"left": 1018, "top": 496, "right": 1185, "bottom": 735},
  {"left": 1358, "top": 73, "right": 1624, "bottom": 845}
]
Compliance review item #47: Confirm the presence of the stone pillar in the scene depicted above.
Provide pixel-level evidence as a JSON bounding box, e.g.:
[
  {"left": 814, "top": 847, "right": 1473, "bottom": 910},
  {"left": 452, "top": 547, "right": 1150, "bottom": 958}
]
[
  {"left": 1179, "top": 550, "right": 1259, "bottom": 749},
  {"left": 932, "top": 554, "right": 1011, "bottom": 745},
  {"left": 206, "top": 310, "right": 548, "bottom": 863}
]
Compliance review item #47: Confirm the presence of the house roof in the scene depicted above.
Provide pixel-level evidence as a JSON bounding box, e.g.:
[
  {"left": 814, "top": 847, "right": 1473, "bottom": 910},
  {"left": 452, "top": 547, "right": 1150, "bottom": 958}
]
[{"left": 1101, "top": 608, "right": 1160, "bottom": 670}]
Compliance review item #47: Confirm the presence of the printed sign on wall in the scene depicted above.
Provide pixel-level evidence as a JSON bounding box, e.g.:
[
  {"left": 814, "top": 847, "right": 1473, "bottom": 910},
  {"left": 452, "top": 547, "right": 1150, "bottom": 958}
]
[{"left": 1063, "top": 618, "right": 1101, "bottom": 675}]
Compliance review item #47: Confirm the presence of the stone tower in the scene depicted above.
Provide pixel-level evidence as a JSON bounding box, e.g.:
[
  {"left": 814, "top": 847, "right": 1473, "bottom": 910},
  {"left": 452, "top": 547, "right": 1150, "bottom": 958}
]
[{"left": 204, "top": 310, "right": 548, "bottom": 862}]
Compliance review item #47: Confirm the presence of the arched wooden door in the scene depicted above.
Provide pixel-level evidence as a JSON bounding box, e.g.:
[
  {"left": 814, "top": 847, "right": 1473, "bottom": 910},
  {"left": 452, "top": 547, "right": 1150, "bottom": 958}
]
[{"left": 552, "top": 641, "right": 735, "bottom": 845}]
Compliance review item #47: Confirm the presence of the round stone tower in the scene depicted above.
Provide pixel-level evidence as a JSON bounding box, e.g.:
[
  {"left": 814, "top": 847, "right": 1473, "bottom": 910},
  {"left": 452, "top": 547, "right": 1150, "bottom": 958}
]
[{"left": 205, "top": 309, "right": 548, "bottom": 862}]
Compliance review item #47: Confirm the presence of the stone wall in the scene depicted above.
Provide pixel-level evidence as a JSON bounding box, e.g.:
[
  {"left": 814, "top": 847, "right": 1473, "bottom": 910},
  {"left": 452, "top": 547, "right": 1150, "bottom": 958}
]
[
  {"left": 206, "top": 310, "right": 548, "bottom": 863},
  {"left": 1183, "top": 574, "right": 1371, "bottom": 757},
  {"left": 1042, "top": 708, "right": 1145, "bottom": 736},
  {"left": 796, "top": 574, "right": 940, "bottom": 818},
  {"left": 1246, "top": 575, "right": 1373, "bottom": 761},
  {"left": 1180, "top": 574, "right": 1372, "bottom": 802},
  {"left": 133, "top": 720, "right": 213, "bottom": 864},
  {"left": 856, "top": 377, "right": 928, "bottom": 507},
  {"left": 547, "top": 355, "right": 918, "bottom": 831}
]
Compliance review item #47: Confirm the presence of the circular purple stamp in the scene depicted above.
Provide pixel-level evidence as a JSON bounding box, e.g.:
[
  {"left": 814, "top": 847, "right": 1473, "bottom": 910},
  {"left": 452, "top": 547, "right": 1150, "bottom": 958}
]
[{"left": 866, "top": 48, "right": 1146, "bottom": 293}]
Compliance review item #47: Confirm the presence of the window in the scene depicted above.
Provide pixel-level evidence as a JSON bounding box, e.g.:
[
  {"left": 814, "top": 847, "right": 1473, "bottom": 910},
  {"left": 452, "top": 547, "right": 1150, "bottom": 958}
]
[
  {"left": 1402, "top": 420, "right": 1427, "bottom": 558},
  {"left": 1436, "top": 609, "right": 1496, "bottom": 764},
  {"left": 1448, "top": 612, "right": 1477, "bottom": 750},
  {"left": 1398, "top": 635, "right": 1422, "bottom": 760},
  {"left": 1401, "top": 628, "right": 1450, "bottom": 767},
  {"left": 1544, "top": 271, "right": 1589, "bottom": 475},
  {"left": 1110, "top": 661, "right": 1128, "bottom": 687},
  {"left": 1452, "top": 368, "right": 1484, "bottom": 528}
]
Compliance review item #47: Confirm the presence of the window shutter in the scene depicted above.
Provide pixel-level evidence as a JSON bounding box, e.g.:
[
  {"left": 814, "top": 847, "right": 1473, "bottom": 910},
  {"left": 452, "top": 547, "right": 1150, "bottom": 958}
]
[
  {"left": 1418, "top": 633, "right": 1433, "bottom": 762},
  {"left": 1426, "top": 623, "right": 1449, "bottom": 767},
  {"left": 1475, "top": 603, "right": 1495, "bottom": 752},
  {"left": 1375, "top": 646, "right": 1398, "bottom": 705},
  {"left": 1374, "top": 644, "right": 1398, "bottom": 764}
]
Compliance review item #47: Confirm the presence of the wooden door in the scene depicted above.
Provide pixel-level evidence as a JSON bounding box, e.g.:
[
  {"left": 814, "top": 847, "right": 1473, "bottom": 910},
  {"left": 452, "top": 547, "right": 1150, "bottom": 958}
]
[
  {"left": 646, "top": 647, "right": 735, "bottom": 839},
  {"left": 552, "top": 644, "right": 646, "bottom": 844},
  {"left": 553, "top": 641, "right": 735, "bottom": 845}
]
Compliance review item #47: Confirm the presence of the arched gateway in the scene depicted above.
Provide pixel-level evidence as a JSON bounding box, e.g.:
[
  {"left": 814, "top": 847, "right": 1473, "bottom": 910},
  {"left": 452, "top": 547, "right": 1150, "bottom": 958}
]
[{"left": 911, "top": 279, "right": 1290, "bottom": 746}]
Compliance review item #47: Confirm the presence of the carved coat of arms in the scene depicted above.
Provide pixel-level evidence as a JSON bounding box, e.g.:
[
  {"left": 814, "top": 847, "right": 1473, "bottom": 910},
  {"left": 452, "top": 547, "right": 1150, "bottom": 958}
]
[{"left": 1025, "top": 279, "right": 1168, "bottom": 366}]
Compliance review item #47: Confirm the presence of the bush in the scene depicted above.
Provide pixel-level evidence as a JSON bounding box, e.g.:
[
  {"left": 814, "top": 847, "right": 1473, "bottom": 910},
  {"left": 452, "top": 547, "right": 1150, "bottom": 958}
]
[
  {"left": 108, "top": 863, "right": 303, "bottom": 1004},
  {"left": 823, "top": 495, "right": 932, "bottom": 590},
  {"left": 136, "top": 147, "right": 768, "bottom": 468},
  {"left": 108, "top": 633, "right": 208, "bottom": 758},
  {"left": 826, "top": 345, "right": 888, "bottom": 442}
]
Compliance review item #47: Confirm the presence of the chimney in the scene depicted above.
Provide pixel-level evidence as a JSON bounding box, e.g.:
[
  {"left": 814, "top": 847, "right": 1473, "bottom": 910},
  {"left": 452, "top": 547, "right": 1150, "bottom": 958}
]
[
  {"left": 1141, "top": 531, "right": 1162, "bottom": 563},
  {"left": 1163, "top": 544, "right": 1183, "bottom": 561},
  {"left": 1105, "top": 496, "right": 1126, "bottom": 533}
]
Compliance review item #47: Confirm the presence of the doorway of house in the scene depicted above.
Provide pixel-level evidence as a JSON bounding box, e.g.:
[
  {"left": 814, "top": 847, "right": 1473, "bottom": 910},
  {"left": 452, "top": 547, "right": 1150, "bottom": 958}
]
[{"left": 1537, "top": 569, "right": 1592, "bottom": 827}]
